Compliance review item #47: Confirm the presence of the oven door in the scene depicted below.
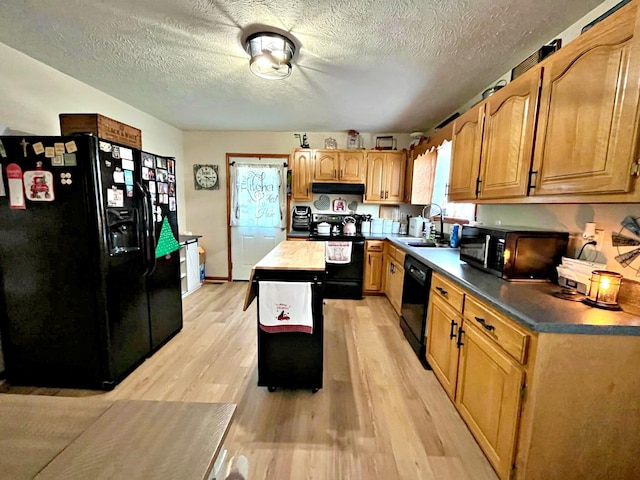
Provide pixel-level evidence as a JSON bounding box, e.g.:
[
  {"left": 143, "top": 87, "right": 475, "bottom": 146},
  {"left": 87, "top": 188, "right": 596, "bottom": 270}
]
[{"left": 319, "top": 239, "right": 364, "bottom": 299}]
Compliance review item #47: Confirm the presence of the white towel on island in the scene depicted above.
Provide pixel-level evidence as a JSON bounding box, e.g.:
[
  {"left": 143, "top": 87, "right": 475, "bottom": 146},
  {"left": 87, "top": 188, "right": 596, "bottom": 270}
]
[
  {"left": 325, "top": 241, "right": 352, "bottom": 264},
  {"left": 259, "top": 281, "right": 313, "bottom": 334}
]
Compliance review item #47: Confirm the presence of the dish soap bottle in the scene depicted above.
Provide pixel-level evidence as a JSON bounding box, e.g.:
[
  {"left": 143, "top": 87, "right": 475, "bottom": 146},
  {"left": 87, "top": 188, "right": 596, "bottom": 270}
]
[{"left": 450, "top": 224, "right": 461, "bottom": 248}]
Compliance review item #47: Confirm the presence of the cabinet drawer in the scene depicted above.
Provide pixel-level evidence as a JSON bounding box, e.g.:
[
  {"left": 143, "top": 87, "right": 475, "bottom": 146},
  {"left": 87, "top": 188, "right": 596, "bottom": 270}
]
[
  {"left": 464, "top": 296, "right": 530, "bottom": 365},
  {"left": 431, "top": 273, "right": 465, "bottom": 313},
  {"left": 384, "top": 242, "right": 405, "bottom": 264},
  {"left": 366, "top": 240, "right": 384, "bottom": 252}
]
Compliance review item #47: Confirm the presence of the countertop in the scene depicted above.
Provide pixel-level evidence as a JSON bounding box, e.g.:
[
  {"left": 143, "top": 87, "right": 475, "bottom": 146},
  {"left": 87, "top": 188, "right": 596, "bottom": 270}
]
[
  {"left": 179, "top": 234, "right": 202, "bottom": 245},
  {"left": 384, "top": 237, "right": 640, "bottom": 336},
  {"left": 283, "top": 232, "right": 640, "bottom": 334},
  {"left": 244, "top": 241, "right": 325, "bottom": 311},
  {"left": 254, "top": 241, "right": 325, "bottom": 271},
  {"left": 0, "top": 394, "right": 235, "bottom": 480}
]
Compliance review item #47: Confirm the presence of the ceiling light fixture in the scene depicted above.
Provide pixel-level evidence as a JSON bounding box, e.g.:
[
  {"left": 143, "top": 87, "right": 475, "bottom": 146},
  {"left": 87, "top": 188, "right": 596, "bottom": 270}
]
[{"left": 245, "top": 32, "right": 295, "bottom": 80}]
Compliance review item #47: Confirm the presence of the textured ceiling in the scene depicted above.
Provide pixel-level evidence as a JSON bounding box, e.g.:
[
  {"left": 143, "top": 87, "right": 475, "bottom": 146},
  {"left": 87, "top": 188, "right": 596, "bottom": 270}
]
[{"left": 0, "top": 0, "right": 603, "bottom": 132}]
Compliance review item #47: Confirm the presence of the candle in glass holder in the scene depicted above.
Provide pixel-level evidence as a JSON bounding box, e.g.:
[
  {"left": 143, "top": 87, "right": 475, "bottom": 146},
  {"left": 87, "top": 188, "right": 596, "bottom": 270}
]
[{"left": 584, "top": 270, "right": 623, "bottom": 310}]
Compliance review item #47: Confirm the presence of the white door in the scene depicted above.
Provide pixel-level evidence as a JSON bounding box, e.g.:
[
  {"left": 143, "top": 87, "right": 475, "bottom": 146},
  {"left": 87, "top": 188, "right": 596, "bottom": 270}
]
[{"left": 229, "top": 157, "right": 287, "bottom": 280}]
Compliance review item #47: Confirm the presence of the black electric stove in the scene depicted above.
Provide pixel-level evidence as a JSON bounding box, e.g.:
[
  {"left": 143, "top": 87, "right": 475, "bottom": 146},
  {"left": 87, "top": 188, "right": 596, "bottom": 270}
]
[
  {"left": 308, "top": 214, "right": 365, "bottom": 241},
  {"left": 308, "top": 214, "right": 364, "bottom": 299}
]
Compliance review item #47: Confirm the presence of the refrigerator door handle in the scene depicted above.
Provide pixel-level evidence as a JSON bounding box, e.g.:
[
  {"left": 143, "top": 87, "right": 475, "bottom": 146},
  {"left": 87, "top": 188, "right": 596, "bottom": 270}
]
[{"left": 136, "top": 182, "right": 156, "bottom": 276}]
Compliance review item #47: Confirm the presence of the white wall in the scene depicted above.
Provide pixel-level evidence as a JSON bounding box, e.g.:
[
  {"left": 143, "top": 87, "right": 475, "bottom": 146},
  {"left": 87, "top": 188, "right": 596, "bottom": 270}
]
[
  {"left": 183, "top": 131, "right": 412, "bottom": 278},
  {"left": 0, "top": 42, "right": 186, "bottom": 227},
  {"left": 476, "top": 204, "right": 640, "bottom": 279}
]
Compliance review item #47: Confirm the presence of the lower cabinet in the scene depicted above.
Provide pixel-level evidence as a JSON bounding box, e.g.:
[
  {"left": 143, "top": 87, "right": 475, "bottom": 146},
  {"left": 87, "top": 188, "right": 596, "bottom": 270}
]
[
  {"left": 427, "top": 272, "right": 640, "bottom": 480},
  {"left": 455, "top": 321, "right": 525, "bottom": 480},
  {"left": 363, "top": 240, "right": 384, "bottom": 293},
  {"left": 426, "top": 272, "right": 526, "bottom": 480},
  {"left": 383, "top": 242, "right": 405, "bottom": 315},
  {"left": 426, "top": 295, "right": 461, "bottom": 400}
]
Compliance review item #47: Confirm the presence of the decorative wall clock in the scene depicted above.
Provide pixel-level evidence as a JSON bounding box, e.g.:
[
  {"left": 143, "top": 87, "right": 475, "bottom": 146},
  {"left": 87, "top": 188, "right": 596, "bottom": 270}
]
[
  {"left": 613, "top": 215, "right": 640, "bottom": 277},
  {"left": 193, "top": 164, "right": 219, "bottom": 190}
]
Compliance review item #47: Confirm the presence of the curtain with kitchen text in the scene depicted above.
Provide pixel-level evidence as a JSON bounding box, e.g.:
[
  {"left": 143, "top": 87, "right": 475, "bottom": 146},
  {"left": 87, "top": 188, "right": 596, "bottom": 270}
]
[{"left": 230, "top": 163, "right": 286, "bottom": 228}]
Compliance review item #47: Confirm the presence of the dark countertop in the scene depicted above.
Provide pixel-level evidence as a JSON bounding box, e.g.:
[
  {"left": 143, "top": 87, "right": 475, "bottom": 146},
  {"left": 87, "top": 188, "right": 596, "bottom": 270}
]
[
  {"left": 179, "top": 234, "right": 202, "bottom": 245},
  {"left": 385, "top": 237, "right": 640, "bottom": 336},
  {"left": 287, "top": 231, "right": 310, "bottom": 238}
]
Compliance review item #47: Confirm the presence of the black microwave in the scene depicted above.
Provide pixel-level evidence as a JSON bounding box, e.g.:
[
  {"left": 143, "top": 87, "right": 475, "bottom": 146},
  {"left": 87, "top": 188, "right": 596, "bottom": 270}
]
[{"left": 459, "top": 225, "right": 569, "bottom": 281}]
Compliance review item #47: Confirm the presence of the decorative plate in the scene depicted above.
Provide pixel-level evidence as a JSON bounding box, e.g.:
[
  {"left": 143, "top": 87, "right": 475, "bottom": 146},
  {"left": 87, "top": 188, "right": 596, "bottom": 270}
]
[
  {"left": 348, "top": 200, "right": 358, "bottom": 212},
  {"left": 613, "top": 216, "right": 640, "bottom": 277},
  {"left": 314, "top": 194, "right": 330, "bottom": 210},
  {"left": 333, "top": 197, "right": 347, "bottom": 212}
]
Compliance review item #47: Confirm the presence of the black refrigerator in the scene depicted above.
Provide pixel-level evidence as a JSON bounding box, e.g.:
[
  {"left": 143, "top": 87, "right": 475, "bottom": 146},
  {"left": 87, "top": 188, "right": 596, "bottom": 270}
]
[{"left": 0, "top": 135, "right": 183, "bottom": 390}]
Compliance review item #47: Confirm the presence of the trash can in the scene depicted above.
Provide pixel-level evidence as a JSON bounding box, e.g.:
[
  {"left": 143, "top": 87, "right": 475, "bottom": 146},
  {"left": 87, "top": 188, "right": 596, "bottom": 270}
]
[{"left": 198, "top": 246, "right": 206, "bottom": 283}]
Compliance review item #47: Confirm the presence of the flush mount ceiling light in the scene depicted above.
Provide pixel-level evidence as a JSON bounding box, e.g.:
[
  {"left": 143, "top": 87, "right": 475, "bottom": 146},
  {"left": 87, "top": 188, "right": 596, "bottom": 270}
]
[{"left": 245, "top": 31, "right": 295, "bottom": 80}]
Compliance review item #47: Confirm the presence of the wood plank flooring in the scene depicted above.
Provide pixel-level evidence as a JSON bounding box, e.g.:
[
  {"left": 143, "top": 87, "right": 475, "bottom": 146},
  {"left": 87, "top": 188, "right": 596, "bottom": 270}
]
[{"left": 1, "top": 282, "right": 498, "bottom": 480}]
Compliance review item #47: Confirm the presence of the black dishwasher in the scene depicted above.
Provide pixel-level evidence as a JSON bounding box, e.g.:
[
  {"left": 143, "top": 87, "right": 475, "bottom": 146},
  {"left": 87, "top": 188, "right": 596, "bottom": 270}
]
[{"left": 400, "top": 256, "right": 433, "bottom": 368}]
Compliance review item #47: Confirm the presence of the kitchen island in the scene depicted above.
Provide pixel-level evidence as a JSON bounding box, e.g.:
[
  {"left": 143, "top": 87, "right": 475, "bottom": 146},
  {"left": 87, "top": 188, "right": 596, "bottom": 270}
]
[
  {"left": 244, "top": 241, "right": 326, "bottom": 392},
  {"left": 383, "top": 238, "right": 640, "bottom": 480}
]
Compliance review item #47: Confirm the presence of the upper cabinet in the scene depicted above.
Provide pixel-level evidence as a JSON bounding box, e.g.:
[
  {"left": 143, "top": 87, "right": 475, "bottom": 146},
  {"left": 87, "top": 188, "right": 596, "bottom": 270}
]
[
  {"left": 313, "top": 150, "right": 365, "bottom": 183},
  {"left": 364, "top": 151, "right": 406, "bottom": 203},
  {"left": 531, "top": 3, "right": 640, "bottom": 196},
  {"left": 449, "top": 104, "right": 484, "bottom": 201},
  {"left": 479, "top": 67, "right": 541, "bottom": 199},
  {"left": 446, "top": 0, "right": 640, "bottom": 203},
  {"left": 291, "top": 149, "right": 313, "bottom": 201},
  {"left": 405, "top": 143, "right": 438, "bottom": 204}
]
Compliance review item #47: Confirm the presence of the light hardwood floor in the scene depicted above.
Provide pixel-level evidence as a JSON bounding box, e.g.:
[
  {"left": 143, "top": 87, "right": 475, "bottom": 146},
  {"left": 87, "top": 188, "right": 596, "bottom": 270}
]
[{"left": 1, "top": 282, "right": 498, "bottom": 480}]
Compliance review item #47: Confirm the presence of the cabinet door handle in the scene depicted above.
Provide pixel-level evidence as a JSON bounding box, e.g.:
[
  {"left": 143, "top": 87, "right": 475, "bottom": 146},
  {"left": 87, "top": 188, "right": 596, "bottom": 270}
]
[
  {"left": 306, "top": 188, "right": 308, "bottom": 196},
  {"left": 474, "top": 316, "right": 495, "bottom": 332},
  {"left": 380, "top": 190, "right": 383, "bottom": 198},
  {"left": 334, "top": 169, "right": 337, "bottom": 178},
  {"left": 340, "top": 169, "right": 343, "bottom": 179},
  {"left": 449, "top": 319, "right": 458, "bottom": 340},
  {"left": 435, "top": 286, "right": 448, "bottom": 296},
  {"left": 456, "top": 327, "right": 465, "bottom": 348}
]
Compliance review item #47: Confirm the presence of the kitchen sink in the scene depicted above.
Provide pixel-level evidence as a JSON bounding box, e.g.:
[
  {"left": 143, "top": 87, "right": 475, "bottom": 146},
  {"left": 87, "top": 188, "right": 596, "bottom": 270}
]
[
  {"left": 395, "top": 237, "right": 446, "bottom": 247},
  {"left": 406, "top": 241, "right": 438, "bottom": 247}
]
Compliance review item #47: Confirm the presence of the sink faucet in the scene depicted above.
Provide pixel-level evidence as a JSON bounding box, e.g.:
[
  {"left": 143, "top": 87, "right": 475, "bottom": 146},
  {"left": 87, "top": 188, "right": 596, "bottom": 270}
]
[{"left": 421, "top": 203, "right": 444, "bottom": 243}]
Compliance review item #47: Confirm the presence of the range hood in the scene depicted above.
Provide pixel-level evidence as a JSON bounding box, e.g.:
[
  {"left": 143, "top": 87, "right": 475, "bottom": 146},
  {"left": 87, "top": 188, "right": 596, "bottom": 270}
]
[{"left": 311, "top": 183, "right": 365, "bottom": 195}]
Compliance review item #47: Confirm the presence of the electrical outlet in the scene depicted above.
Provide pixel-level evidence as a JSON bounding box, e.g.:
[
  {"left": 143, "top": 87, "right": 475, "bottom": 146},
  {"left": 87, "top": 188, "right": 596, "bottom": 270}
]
[{"left": 593, "top": 229, "right": 604, "bottom": 252}]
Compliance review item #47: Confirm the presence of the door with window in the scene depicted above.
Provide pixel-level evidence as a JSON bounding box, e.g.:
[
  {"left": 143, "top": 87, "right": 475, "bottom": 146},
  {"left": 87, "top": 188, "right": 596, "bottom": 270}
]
[{"left": 229, "top": 156, "right": 287, "bottom": 280}]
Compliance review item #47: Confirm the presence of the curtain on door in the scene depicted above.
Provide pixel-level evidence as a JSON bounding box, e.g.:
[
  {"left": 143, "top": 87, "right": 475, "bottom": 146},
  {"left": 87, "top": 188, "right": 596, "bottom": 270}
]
[{"left": 229, "top": 163, "right": 286, "bottom": 228}]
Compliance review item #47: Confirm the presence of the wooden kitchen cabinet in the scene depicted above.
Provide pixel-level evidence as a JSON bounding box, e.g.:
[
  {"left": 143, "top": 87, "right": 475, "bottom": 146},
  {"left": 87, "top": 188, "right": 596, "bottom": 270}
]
[
  {"left": 313, "top": 150, "right": 365, "bottom": 183},
  {"left": 382, "top": 242, "right": 405, "bottom": 315},
  {"left": 455, "top": 321, "right": 525, "bottom": 480},
  {"left": 291, "top": 149, "right": 313, "bottom": 200},
  {"left": 363, "top": 240, "right": 384, "bottom": 293},
  {"left": 427, "top": 272, "right": 526, "bottom": 480},
  {"left": 478, "top": 67, "right": 541, "bottom": 199},
  {"left": 365, "top": 151, "right": 406, "bottom": 203},
  {"left": 444, "top": 1, "right": 640, "bottom": 204},
  {"left": 426, "top": 295, "right": 462, "bottom": 400},
  {"left": 531, "top": 3, "right": 640, "bottom": 196},
  {"left": 314, "top": 150, "right": 340, "bottom": 181},
  {"left": 449, "top": 103, "right": 484, "bottom": 201}
]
